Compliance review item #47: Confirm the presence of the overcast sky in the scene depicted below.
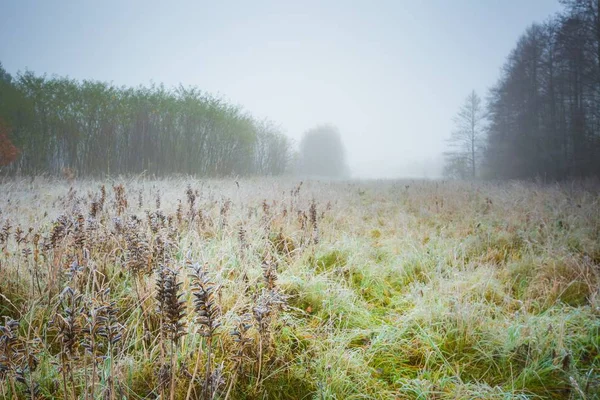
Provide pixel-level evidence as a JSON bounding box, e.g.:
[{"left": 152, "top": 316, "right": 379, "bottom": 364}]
[{"left": 1, "top": 0, "right": 563, "bottom": 178}]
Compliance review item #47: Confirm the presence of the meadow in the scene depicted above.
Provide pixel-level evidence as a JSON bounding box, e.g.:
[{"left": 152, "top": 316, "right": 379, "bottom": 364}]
[{"left": 0, "top": 177, "right": 598, "bottom": 399}]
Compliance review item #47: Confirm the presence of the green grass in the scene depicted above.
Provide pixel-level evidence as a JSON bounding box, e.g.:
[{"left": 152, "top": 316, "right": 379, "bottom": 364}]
[{"left": 0, "top": 177, "right": 598, "bottom": 399}]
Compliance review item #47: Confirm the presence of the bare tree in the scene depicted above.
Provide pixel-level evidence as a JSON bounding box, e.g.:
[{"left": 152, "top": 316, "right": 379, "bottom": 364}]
[{"left": 445, "top": 90, "right": 486, "bottom": 179}]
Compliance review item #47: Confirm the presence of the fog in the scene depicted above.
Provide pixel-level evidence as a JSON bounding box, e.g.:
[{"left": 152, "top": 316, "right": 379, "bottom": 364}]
[{"left": 0, "top": 0, "right": 563, "bottom": 178}]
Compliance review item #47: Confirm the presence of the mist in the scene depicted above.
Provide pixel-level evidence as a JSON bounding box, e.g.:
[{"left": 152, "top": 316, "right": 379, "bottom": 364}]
[
  {"left": 0, "top": 0, "right": 565, "bottom": 178},
  {"left": 3, "top": 2, "right": 600, "bottom": 398}
]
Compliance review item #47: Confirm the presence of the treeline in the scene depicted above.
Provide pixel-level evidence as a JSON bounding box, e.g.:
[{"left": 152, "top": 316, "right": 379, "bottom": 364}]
[
  {"left": 447, "top": 0, "right": 600, "bottom": 180},
  {"left": 0, "top": 66, "right": 290, "bottom": 176}
]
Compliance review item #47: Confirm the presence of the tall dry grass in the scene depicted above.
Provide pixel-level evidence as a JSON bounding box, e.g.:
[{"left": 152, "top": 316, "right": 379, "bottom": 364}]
[{"left": 0, "top": 177, "right": 598, "bottom": 399}]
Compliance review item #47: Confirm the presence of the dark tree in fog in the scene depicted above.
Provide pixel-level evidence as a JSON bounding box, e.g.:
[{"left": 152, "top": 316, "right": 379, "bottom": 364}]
[
  {"left": 482, "top": 1, "right": 600, "bottom": 180},
  {"left": 299, "top": 124, "right": 348, "bottom": 177},
  {"left": 444, "top": 90, "right": 486, "bottom": 179}
]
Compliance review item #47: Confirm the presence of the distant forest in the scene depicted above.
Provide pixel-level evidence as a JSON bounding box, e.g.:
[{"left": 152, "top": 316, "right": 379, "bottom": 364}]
[
  {"left": 2, "top": 0, "right": 599, "bottom": 181},
  {"left": 0, "top": 67, "right": 290, "bottom": 177},
  {"left": 447, "top": 0, "right": 600, "bottom": 181}
]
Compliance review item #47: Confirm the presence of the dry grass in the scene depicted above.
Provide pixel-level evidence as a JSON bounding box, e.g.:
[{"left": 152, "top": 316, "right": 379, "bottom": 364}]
[{"left": 0, "top": 177, "right": 599, "bottom": 399}]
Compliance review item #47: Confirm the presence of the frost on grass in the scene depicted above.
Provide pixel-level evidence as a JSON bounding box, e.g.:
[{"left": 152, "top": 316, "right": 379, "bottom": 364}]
[{"left": 0, "top": 177, "right": 598, "bottom": 399}]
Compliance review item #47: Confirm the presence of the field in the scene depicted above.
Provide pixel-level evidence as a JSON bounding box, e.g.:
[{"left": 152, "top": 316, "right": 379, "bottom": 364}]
[{"left": 0, "top": 177, "right": 599, "bottom": 399}]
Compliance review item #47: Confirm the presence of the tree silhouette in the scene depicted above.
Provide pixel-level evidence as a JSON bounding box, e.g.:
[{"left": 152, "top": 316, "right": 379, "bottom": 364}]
[
  {"left": 299, "top": 124, "right": 348, "bottom": 178},
  {"left": 444, "top": 91, "right": 486, "bottom": 179}
]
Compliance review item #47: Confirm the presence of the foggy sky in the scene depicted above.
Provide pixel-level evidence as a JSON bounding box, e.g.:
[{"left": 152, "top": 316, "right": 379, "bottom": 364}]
[{"left": 0, "top": 0, "right": 563, "bottom": 178}]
